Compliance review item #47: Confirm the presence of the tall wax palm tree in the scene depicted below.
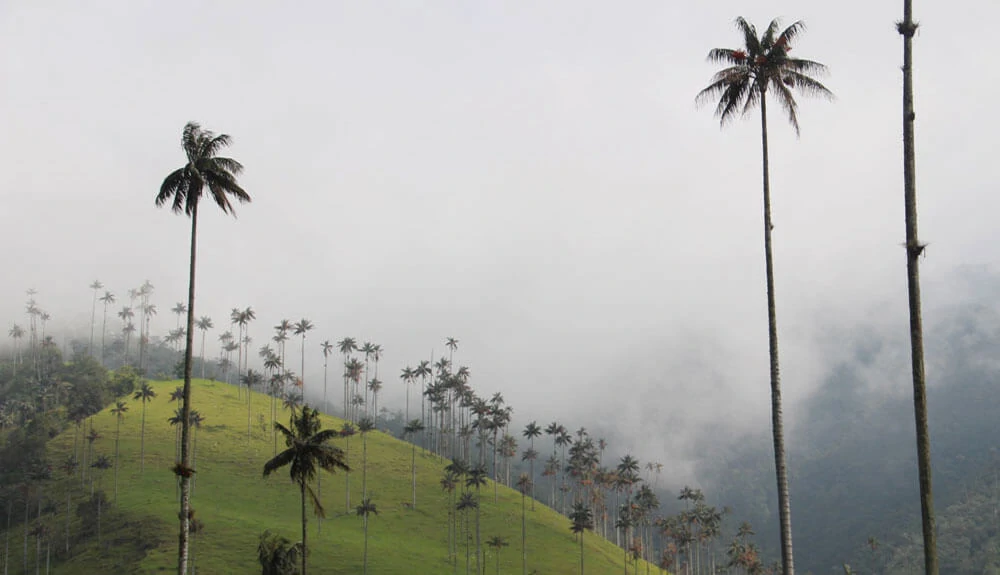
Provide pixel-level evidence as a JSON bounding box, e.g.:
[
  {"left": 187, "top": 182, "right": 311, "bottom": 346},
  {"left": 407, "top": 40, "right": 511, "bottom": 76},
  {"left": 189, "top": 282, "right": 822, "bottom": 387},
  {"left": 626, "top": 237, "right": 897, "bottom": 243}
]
[
  {"left": 110, "top": 401, "right": 128, "bottom": 502},
  {"left": 356, "top": 498, "right": 378, "bottom": 575},
  {"left": 8, "top": 324, "right": 24, "bottom": 375},
  {"left": 340, "top": 422, "right": 356, "bottom": 513},
  {"left": 446, "top": 337, "right": 459, "bottom": 363},
  {"left": 172, "top": 302, "right": 187, "bottom": 330},
  {"left": 263, "top": 406, "right": 349, "bottom": 575},
  {"left": 240, "top": 306, "right": 256, "bottom": 378},
  {"left": 456, "top": 492, "right": 477, "bottom": 575},
  {"left": 523, "top": 422, "right": 542, "bottom": 510},
  {"left": 89, "top": 455, "right": 112, "bottom": 542},
  {"left": 404, "top": 419, "right": 425, "bottom": 508},
  {"left": 486, "top": 535, "right": 508, "bottom": 575},
  {"left": 570, "top": 502, "right": 594, "bottom": 575},
  {"left": 697, "top": 18, "right": 832, "bottom": 575},
  {"left": 337, "top": 338, "right": 358, "bottom": 419},
  {"left": 357, "top": 418, "right": 376, "bottom": 500},
  {"left": 320, "top": 340, "right": 334, "bottom": 414},
  {"left": 133, "top": 383, "right": 157, "bottom": 472},
  {"left": 243, "top": 370, "right": 264, "bottom": 440},
  {"left": 517, "top": 473, "right": 531, "bottom": 575},
  {"left": 60, "top": 456, "right": 77, "bottom": 554},
  {"left": 195, "top": 316, "right": 213, "bottom": 379},
  {"left": 467, "top": 464, "right": 489, "bottom": 575},
  {"left": 88, "top": 280, "right": 103, "bottom": 356},
  {"left": 400, "top": 366, "right": 415, "bottom": 422},
  {"left": 293, "top": 319, "right": 314, "bottom": 397},
  {"left": 897, "top": 3, "right": 938, "bottom": 573},
  {"left": 157, "top": 121, "right": 250, "bottom": 575},
  {"left": 415, "top": 360, "right": 432, "bottom": 447},
  {"left": 99, "top": 291, "right": 115, "bottom": 364}
]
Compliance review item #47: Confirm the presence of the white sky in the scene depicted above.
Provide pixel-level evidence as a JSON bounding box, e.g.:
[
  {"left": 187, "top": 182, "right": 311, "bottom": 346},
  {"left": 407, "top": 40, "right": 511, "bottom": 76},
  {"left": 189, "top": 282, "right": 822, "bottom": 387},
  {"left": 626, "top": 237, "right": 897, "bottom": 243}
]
[{"left": 2, "top": 1, "right": 997, "bottom": 479}]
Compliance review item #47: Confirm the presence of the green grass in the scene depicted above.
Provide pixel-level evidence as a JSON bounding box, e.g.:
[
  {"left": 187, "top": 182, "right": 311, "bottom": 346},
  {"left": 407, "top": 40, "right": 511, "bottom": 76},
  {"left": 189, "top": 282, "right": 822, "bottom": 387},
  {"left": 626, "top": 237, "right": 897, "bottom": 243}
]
[{"left": 31, "top": 379, "right": 657, "bottom": 574}]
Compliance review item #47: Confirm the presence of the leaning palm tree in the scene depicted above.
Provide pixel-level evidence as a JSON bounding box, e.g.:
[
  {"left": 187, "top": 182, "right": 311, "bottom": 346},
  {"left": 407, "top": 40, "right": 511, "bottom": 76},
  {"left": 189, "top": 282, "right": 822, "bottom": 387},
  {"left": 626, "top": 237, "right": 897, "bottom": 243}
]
[
  {"left": 897, "top": 3, "right": 938, "bottom": 574},
  {"left": 195, "top": 316, "right": 214, "bottom": 379},
  {"left": 157, "top": 121, "right": 250, "bottom": 575},
  {"left": 133, "top": 382, "right": 157, "bottom": 472},
  {"left": 110, "top": 400, "right": 128, "bottom": 503},
  {"left": 404, "top": 419, "right": 425, "bottom": 508},
  {"left": 293, "top": 319, "right": 314, "bottom": 397},
  {"left": 356, "top": 497, "right": 378, "bottom": 575},
  {"left": 697, "top": 18, "right": 832, "bottom": 575},
  {"left": 88, "top": 280, "right": 103, "bottom": 356},
  {"left": 263, "top": 406, "right": 349, "bottom": 575}
]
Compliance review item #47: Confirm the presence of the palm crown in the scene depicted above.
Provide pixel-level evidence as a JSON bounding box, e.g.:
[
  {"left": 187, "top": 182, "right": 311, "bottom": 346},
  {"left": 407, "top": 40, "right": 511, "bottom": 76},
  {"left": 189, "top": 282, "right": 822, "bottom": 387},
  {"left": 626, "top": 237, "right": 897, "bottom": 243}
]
[
  {"left": 156, "top": 122, "right": 250, "bottom": 215},
  {"left": 696, "top": 18, "right": 832, "bottom": 134}
]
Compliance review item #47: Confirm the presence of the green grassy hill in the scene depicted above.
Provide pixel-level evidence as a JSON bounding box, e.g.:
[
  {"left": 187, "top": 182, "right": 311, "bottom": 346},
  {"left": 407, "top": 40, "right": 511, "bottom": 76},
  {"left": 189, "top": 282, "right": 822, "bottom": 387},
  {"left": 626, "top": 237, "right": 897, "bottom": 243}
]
[{"left": 32, "top": 379, "right": 655, "bottom": 574}]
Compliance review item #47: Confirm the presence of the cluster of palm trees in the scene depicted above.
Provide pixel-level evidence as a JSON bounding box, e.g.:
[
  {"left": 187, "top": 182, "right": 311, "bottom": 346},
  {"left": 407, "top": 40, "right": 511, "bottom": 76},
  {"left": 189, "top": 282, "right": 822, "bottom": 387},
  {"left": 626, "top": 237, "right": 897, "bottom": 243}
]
[{"left": 8, "top": 289, "right": 53, "bottom": 382}]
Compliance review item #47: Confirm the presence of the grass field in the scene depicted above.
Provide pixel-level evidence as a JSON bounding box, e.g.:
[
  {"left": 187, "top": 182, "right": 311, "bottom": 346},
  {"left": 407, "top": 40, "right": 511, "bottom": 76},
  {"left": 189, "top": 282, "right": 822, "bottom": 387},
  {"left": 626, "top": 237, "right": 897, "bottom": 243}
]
[{"left": 24, "top": 378, "right": 658, "bottom": 574}]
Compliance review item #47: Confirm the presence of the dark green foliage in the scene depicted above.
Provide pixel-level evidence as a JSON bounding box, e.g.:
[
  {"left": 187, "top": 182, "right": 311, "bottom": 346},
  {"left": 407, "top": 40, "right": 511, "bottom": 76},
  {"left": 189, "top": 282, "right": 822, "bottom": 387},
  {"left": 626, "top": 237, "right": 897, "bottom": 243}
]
[{"left": 258, "top": 530, "right": 302, "bottom": 575}]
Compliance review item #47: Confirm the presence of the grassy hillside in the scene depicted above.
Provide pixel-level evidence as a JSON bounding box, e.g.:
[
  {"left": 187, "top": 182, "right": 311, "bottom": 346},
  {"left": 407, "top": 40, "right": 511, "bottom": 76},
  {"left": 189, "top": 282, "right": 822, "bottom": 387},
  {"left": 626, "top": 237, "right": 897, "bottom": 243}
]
[{"left": 33, "top": 379, "right": 654, "bottom": 574}]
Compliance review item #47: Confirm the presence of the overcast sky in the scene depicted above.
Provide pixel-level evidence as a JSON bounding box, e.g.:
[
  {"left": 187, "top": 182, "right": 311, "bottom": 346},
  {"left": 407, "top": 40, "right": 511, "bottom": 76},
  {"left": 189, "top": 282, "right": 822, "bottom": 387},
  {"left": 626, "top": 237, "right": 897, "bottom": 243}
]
[{"left": 2, "top": 1, "right": 996, "bottom": 482}]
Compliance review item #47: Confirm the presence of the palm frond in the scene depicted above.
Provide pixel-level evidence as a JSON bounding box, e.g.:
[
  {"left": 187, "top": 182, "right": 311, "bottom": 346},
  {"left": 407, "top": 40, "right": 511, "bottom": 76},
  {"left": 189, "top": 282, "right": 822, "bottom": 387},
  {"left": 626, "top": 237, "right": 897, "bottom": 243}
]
[
  {"left": 772, "top": 80, "right": 801, "bottom": 135},
  {"left": 156, "top": 169, "right": 189, "bottom": 214},
  {"left": 762, "top": 19, "right": 783, "bottom": 48},
  {"left": 273, "top": 422, "right": 295, "bottom": 443},
  {"left": 263, "top": 448, "right": 296, "bottom": 478},
  {"left": 776, "top": 20, "right": 807, "bottom": 49},
  {"left": 784, "top": 57, "right": 829, "bottom": 75},
  {"left": 209, "top": 156, "right": 245, "bottom": 176},
  {"left": 202, "top": 133, "right": 234, "bottom": 158},
  {"left": 306, "top": 483, "right": 326, "bottom": 518},
  {"left": 707, "top": 48, "right": 745, "bottom": 66},
  {"left": 203, "top": 170, "right": 250, "bottom": 215},
  {"left": 734, "top": 17, "right": 760, "bottom": 54},
  {"left": 783, "top": 71, "right": 834, "bottom": 100},
  {"left": 308, "top": 429, "right": 342, "bottom": 446},
  {"left": 182, "top": 122, "right": 201, "bottom": 164}
]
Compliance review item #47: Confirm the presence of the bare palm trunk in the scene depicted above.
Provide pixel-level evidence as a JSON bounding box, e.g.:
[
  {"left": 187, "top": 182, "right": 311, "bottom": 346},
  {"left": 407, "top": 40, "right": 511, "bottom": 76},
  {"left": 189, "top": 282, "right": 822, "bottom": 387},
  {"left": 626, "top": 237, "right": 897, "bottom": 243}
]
[
  {"left": 522, "top": 490, "right": 527, "bottom": 575},
  {"left": 300, "top": 481, "right": 308, "bottom": 575},
  {"left": 140, "top": 400, "right": 147, "bottom": 472},
  {"left": 899, "top": 4, "right": 938, "bottom": 574},
  {"left": 345, "top": 435, "right": 352, "bottom": 513},
  {"left": 90, "top": 291, "right": 97, "bottom": 356},
  {"left": 411, "top": 443, "right": 417, "bottom": 508},
  {"left": 114, "top": 418, "right": 120, "bottom": 503},
  {"left": 176, "top": 202, "right": 198, "bottom": 575},
  {"left": 200, "top": 330, "right": 206, "bottom": 379},
  {"left": 759, "top": 96, "right": 795, "bottom": 575}
]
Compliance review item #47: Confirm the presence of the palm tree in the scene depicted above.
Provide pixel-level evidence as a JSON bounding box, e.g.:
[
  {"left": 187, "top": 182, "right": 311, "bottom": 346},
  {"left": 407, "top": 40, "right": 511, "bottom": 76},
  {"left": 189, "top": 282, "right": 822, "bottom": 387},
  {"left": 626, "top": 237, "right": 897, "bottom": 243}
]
[
  {"left": 257, "top": 530, "right": 302, "bottom": 575},
  {"left": 340, "top": 422, "right": 356, "bottom": 513},
  {"left": 263, "top": 406, "right": 349, "bottom": 575},
  {"left": 569, "top": 504, "right": 593, "bottom": 569},
  {"left": 357, "top": 417, "right": 375, "bottom": 501},
  {"left": 896, "top": 4, "right": 938, "bottom": 574},
  {"left": 195, "top": 316, "right": 213, "bottom": 379},
  {"left": 446, "top": 337, "right": 459, "bottom": 363},
  {"left": 466, "top": 464, "right": 489, "bottom": 575},
  {"left": 133, "top": 382, "right": 157, "bottom": 472},
  {"left": 517, "top": 473, "right": 531, "bottom": 575},
  {"left": 337, "top": 338, "right": 358, "bottom": 419},
  {"left": 404, "top": 420, "right": 425, "bottom": 508},
  {"left": 172, "top": 302, "right": 187, "bottom": 330},
  {"left": 8, "top": 324, "right": 24, "bottom": 375},
  {"left": 456, "top": 492, "right": 477, "bottom": 575},
  {"left": 399, "top": 366, "right": 415, "bottom": 422},
  {"left": 243, "top": 370, "right": 264, "bottom": 440},
  {"left": 486, "top": 535, "right": 509, "bottom": 575},
  {"left": 697, "top": 18, "right": 832, "bottom": 575},
  {"left": 320, "top": 340, "right": 334, "bottom": 414},
  {"left": 293, "top": 319, "right": 314, "bottom": 397},
  {"left": 89, "top": 455, "right": 112, "bottom": 542},
  {"left": 88, "top": 280, "right": 103, "bottom": 355},
  {"left": 157, "top": 121, "right": 250, "bottom": 575},
  {"left": 60, "top": 456, "right": 78, "bottom": 554},
  {"left": 522, "top": 422, "right": 542, "bottom": 510},
  {"left": 110, "top": 400, "right": 128, "bottom": 503},
  {"left": 98, "top": 291, "right": 115, "bottom": 364},
  {"left": 356, "top": 497, "right": 378, "bottom": 575}
]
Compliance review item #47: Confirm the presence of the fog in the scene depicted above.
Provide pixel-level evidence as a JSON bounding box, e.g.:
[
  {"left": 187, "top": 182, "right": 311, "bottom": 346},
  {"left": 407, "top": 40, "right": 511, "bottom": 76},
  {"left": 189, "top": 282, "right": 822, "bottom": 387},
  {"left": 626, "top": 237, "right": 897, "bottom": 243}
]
[{"left": 2, "top": 1, "right": 998, "bottom": 487}]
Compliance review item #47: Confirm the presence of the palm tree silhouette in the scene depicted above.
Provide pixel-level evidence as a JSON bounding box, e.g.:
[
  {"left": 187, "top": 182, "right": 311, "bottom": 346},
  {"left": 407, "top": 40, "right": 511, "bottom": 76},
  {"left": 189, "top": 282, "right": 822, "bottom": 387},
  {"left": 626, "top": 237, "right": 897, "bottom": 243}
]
[
  {"left": 337, "top": 338, "right": 358, "bottom": 419},
  {"left": 466, "top": 464, "right": 489, "bottom": 575},
  {"left": 340, "top": 422, "right": 356, "bottom": 513},
  {"left": 133, "top": 382, "right": 157, "bottom": 472},
  {"left": 171, "top": 302, "right": 187, "bottom": 331},
  {"left": 243, "top": 370, "right": 264, "bottom": 440},
  {"left": 157, "top": 121, "right": 250, "bottom": 575},
  {"left": 110, "top": 400, "right": 128, "bottom": 503},
  {"left": 456, "top": 491, "right": 477, "bottom": 575},
  {"left": 88, "top": 280, "right": 103, "bottom": 356},
  {"left": 517, "top": 473, "right": 532, "bottom": 575},
  {"left": 195, "top": 316, "right": 213, "bottom": 379},
  {"left": 293, "top": 319, "right": 314, "bottom": 397},
  {"left": 486, "top": 535, "right": 508, "bottom": 575},
  {"left": 403, "top": 419, "right": 425, "bottom": 508},
  {"left": 356, "top": 497, "right": 379, "bottom": 575},
  {"left": 522, "top": 422, "right": 542, "bottom": 510},
  {"left": 60, "top": 456, "right": 78, "bottom": 553},
  {"left": 98, "top": 291, "right": 115, "bottom": 365},
  {"left": 357, "top": 417, "right": 376, "bottom": 501},
  {"left": 320, "top": 340, "right": 334, "bottom": 414},
  {"left": 89, "top": 455, "right": 112, "bottom": 542},
  {"left": 8, "top": 323, "right": 24, "bottom": 375},
  {"left": 697, "top": 18, "right": 832, "bottom": 574},
  {"left": 263, "top": 406, "right": 348, "bottom": 575}
]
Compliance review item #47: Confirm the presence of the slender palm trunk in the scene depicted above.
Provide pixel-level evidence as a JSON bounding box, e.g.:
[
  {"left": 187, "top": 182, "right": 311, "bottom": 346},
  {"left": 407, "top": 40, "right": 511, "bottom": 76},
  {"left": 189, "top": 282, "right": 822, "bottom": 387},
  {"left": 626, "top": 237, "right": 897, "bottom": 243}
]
[
  {"left": 176, "top": 202, "right": 198, "bottom": 575},
  {"left": 521, "top": 490, "right": 527, "bottom": 575},
  {"left": 114, "top": 418, "right": 120, "bottom": 503},
  {"left": 300, "top": 480, "right": 308, "bottom": 575},
  {"left": 363, "top": 511, "right": 370, "bottom": 575},
  {"left": 580, "top": 530, "right": 585, "bottom": 575},
  {"left": 411, "top": 443, "right": 417, "bottom": 508},
  {"left": 90, "top": 292, "right": 97, "bottom": 355},
  {"left": 475, "top": 488, "right": 482, "bottom": 575},
  {"left": 200, "top": 330, "right": 206, "bottom": 379},
  {"left": 759, "top": 95, "right": 794, "bottom": 575},
  {"left": 323, "top": 358, "right": 328, "bottom": 414},
  {"left": 362, "top": 433, "right": 368, "bottom": 499},
  {"left": 300, "top": 336, "right": 306, "bottom": 399},
  {"left": 345, "top": 435, "right": 352, "bottom": 513},
  {"left": 140, "top": 400, "right": 147, "bottom": 472},
  {"left": 899, "top": 4, "right": 938, "bottom": 573}
]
